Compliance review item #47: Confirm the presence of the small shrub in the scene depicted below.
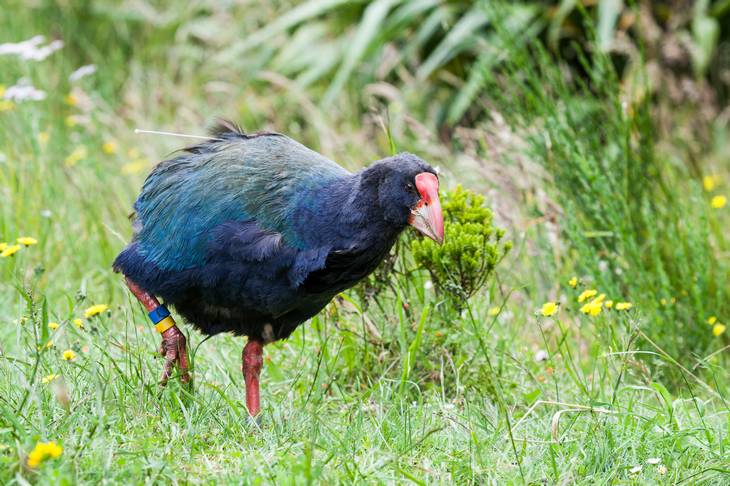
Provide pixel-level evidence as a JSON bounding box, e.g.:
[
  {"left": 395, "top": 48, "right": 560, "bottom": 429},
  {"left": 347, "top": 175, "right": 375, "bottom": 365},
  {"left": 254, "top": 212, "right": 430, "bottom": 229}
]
[{"left": 411, "top": 185, "right": 511, "bottom": 306}]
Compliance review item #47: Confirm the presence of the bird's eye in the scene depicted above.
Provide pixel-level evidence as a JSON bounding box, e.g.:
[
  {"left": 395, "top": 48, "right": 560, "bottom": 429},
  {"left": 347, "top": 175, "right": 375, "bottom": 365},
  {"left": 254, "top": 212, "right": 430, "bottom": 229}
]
[{"left": 405, "top": 182, "right": 415, "bottom": 192}]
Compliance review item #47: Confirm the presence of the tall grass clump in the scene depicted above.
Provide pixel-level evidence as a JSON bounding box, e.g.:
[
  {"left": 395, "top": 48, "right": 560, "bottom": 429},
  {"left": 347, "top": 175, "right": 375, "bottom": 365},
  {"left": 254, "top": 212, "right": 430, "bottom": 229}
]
[{"left": 483, "top": 29, "right": 729, "bottom": 370}]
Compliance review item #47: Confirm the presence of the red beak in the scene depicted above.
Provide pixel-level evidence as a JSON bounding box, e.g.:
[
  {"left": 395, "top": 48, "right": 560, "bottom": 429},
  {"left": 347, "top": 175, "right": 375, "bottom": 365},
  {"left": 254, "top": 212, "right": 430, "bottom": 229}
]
[{"left": 408, "top": 172, "right": 444, "bottom": 245}]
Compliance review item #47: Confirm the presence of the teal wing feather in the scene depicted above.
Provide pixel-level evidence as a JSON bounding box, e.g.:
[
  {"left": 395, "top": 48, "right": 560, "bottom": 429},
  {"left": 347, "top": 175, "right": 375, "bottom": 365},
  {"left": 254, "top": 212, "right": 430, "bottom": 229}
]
[{"left": 132, "top": 133, "right": 350, "bottom": 271}]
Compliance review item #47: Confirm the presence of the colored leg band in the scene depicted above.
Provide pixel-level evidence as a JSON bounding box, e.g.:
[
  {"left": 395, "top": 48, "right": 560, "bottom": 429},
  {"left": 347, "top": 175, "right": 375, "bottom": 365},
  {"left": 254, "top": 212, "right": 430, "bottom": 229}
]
[
  {"left": 148, "top": 305, "right": 175, "bottom": 333},
  {"left": 155, "top": 316, "right": 176, "bottom": 334},
  {"left": 148, "top": 305, "right": 171, "bottom": 324}
]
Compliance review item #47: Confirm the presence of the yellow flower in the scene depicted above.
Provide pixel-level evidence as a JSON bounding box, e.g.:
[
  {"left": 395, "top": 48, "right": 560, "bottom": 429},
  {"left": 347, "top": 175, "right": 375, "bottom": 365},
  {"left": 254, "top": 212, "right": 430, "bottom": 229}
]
[
  {"left": 580, "top": 298, "right": 603, "bottom": 316},
  {"left": 711, "top": 195, "right": 726, "bottom": 209},
  {"left": 48, "top": 321, "right": 59, "bottom": 330},
  {"left": 84, "top": 304, "right": 109, "bottom": 318},
  {"left": 577, "top": 289, "right": 597, "bottom": 302},
  {"left": 17, "top": 236, "right": 37, "bottom": 246},
  {"left": 568, "top": 276, "right": 578, "bottom": 288},
  {"left": 703, "top": 175, "right": 717, "bottom": 192},
  {"left": 64, "top": 145, "right": 87, "bottom": 166},
  {"left": 41, "top": 374, "right": 58, "bottom": 384},
  {"left": 707, "top": 316, "right": 717, "bottom": 325},
  {"left": 0, "top": 242, "right": 6, "bottom": 251},
  {"left": 121, "top": 159, "right": 148, "bottom": 175},
  {"left": 540, "top": 302, "right": 558, "bottom": 317},
  {"left": 102, "top": 141, "right": 117, "bottom": 154},
  {"left": 62, "top": 349, "right": 76, "bottom": 361},
  {"left": 64, "top": 115, "right": 77, "bottom": 127},
  {"left": 37, "top": 131, "right": 50, "bottom": 145},
  {"left": 713, "top": 323, "right": 726, "bottom": 337},
  {"left": 604, "top": 300, "right": 614, "bottom": 309},
  {"left": 0, "top": 244, "right": 21, "bottom": 257},
  {"left": 615, "top": 302, "right": 632, "bottom": 311},
  {"left": 660, "top": 298, "right": 667, "bottom": 306},
  {"left": 0, "top": 100, "right": 14, "bottom": 112},
  {"left": 64, "top": 94, "right": 78, "bottom": 106},
  {"left": 72, "top": 318, "right": 84, "bottom": 329},
  {"left": 488, "top": 306, "right": 501, "bottom": 316},
  {"left": 27, "top": 441, "right": 63, "bottom": 468},
  {"left": 45, "top": 340, "right": 53, "bottom": 349}
]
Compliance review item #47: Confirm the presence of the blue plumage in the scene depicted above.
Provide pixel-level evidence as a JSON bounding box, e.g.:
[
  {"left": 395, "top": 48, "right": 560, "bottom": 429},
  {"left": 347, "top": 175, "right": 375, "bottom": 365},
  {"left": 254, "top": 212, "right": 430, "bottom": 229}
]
[{"left": 114, "top": 122, "right": 436, "bottom": 341}]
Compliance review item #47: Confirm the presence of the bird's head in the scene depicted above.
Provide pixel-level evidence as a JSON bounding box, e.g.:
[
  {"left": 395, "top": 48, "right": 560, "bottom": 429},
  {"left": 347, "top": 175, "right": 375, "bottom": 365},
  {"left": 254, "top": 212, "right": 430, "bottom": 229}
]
[{"left": 368, "top": 153, "right": 444, "bottom": 245}]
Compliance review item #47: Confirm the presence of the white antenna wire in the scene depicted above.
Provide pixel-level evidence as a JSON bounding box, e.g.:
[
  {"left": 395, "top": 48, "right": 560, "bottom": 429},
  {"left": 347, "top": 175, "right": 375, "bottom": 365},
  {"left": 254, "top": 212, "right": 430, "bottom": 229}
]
[{"left": 134, "top": 128, "right": 223, "bottom": 141}]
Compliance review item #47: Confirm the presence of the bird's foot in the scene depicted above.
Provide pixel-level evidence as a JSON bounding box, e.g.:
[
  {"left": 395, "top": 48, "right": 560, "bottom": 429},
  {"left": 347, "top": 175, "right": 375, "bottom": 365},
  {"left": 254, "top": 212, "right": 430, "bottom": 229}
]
[{"left": 159, "top": 325, "right": 191, "bottom": 385}]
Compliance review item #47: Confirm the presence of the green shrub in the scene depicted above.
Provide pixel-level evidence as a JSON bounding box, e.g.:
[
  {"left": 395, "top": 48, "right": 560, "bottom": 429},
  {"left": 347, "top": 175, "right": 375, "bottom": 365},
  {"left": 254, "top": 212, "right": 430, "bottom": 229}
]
[{"left": 411, "top": 185, "right": 511, "bottom": 306}]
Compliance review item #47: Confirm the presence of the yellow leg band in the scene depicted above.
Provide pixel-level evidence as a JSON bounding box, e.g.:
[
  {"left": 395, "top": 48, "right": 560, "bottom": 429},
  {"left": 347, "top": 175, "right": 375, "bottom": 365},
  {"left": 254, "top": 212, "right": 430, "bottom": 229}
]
[{"left": 155, "top": 316, "right": 176, "bottom": 334}]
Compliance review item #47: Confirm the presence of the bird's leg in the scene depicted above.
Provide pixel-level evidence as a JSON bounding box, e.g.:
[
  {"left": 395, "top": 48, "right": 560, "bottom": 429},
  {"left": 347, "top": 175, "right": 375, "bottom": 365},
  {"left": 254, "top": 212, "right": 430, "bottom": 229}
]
[
  {"left": 125, "top": 278, "right": 190, "bottom": 384},
  {"left": 242, "top": 339, "right": 264, "bottom": 417}
]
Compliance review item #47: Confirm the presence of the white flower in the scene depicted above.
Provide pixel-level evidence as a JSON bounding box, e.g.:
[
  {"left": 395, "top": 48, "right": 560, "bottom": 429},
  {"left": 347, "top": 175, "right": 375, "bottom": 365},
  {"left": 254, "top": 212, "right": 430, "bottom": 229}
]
[
  {"left": 3, "top": 80, "right": 46, "bottom": 101},
  {"left": 424, "top": 280, "right": 433, "bottom": 290},
  {"left": 69, "top": 64, "right": 96, "bottom": 82},
  {"left": 534, "top": 350, "right": 549, "bottom": 362},
  {"left": 629, "top": 465, "right": 642, "bottom": 474},
  {"left": 646, "top": 458, "right": 661, "bottom": 465},
  {"left": 0, "top": 35, "right": 63, "bottom": 61}
]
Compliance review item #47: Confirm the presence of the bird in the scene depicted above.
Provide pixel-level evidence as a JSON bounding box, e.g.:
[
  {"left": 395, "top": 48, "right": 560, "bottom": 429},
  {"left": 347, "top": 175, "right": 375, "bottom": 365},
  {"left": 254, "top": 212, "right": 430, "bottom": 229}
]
[{"left": 113, "top": 120, "right": 444, "bottom": 417}]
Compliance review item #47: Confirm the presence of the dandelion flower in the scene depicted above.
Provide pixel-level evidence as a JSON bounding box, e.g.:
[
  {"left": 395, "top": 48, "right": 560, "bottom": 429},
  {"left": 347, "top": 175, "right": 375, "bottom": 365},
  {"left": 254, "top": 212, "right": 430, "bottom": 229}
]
[
  {"left": 488, "top": 306, "right": 501, "bottom": 316},
  {"left": 62, "top": 349, "right": 76, "bottom": 361},
  {"left": 540, "top": 302, "right": 558, "bottom": 317},
  {"left": 121, "top": 159, "right": 148, "bottom": 175},
  {"left": 64, "top": 145, "right": 87, "bottom": 166},
  {"left": 0, "top": 100, "right": 14, "bottom": 112},
  {"left": 713, "top": 323, "right": 726, "bottom": 337},
  {"left": 48, "top": 321, "right": 59, "bottom": 330},
  {"left": 711, "top": 195, "right": 726, "bottom": 209},
  {"left": 577, "top": 289, "right": 597, "bottom": 302},
  {"left": 17, "top": 236, "right": 37, "bottom": 246},
  {"left": 26, "top": 440, "right": 62, "bottom": 468},
  {"left": 37, "top": 131, "right": 49, "bottom": 145},
  {"left": 41, "top": 374, "right": 58, "bottom": 384},
  {"left": 84, "top": 304, "right": 108, "bottom": 318},
  {"left": 703, "top": 175, "right": 717, "bottom": 192},
  {"left": 604, "top": 300, "right": 614, "bottom": 309},
  {"left": 72, "top": 318, "right": 84, "bottom": 329},
  {"left": 580, "top": 299, "right": 603, "bottom": 316},
  {"left": 707, "top": 316, "right": 717, "bottom": 325},
  {"left": 615, "top": 302, "right": 632, "bottom": 311},
  {"left": 568, "top": 277, "right": 578, "bottom": 288},
  {"left": 0, "top": 244, "right": 21, "bottom": 257},
  {"left": 102, "top": 141, "right": 117, "bottom": 154},
  {"left": 45, "top": 340, "right": 53, "bottom": 349}
]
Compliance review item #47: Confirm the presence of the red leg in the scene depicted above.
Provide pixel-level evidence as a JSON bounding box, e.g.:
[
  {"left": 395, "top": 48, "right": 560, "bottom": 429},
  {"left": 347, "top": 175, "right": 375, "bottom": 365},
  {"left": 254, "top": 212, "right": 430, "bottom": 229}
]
[
  {"left": 125, "top": 278, "right": 190, "bottom": 384},
  {"left": 242, "top": 339, "right": 264, "bottom": 416}
]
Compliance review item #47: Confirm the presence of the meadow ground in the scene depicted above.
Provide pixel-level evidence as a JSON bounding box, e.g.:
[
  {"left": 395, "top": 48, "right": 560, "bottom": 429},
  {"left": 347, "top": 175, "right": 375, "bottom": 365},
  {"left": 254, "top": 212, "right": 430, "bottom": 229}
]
[{"left": 1, "top": 2, "right": 729, "bottom": 484}]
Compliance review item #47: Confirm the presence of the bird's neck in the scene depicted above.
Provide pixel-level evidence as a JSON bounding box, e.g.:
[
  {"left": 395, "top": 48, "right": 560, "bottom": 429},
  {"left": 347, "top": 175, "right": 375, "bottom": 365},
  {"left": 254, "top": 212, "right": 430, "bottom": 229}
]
[{"left": 298, "top": 171, "right": 404, "bottom": 251}]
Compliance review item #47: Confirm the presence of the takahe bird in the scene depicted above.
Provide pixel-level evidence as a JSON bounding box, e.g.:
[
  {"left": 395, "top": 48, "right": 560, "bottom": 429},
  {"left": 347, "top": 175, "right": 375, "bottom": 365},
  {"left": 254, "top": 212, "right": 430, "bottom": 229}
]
[{"left": 113, "top": 121, "right": 444, "bottom": 417}]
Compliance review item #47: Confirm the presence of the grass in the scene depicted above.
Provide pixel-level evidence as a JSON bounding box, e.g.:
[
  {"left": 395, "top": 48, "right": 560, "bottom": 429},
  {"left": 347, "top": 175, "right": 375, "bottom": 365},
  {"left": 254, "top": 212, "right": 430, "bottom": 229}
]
[{"left": 1, "top": 1, "right": 729, "bottom": 484}]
